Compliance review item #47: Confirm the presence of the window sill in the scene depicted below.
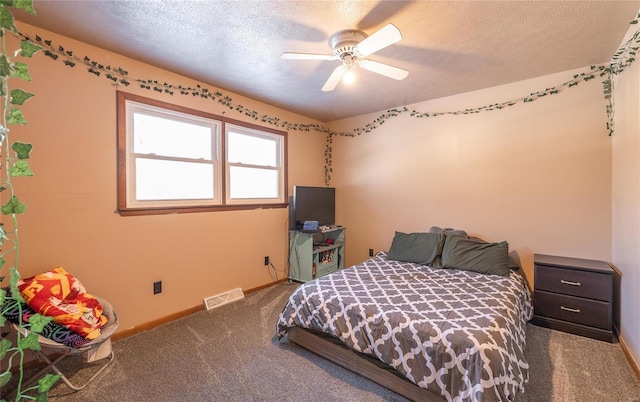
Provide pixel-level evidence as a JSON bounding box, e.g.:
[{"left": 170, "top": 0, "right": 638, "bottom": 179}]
[{"left": 117, "top": 202, "right": 289, "bottom": 216}]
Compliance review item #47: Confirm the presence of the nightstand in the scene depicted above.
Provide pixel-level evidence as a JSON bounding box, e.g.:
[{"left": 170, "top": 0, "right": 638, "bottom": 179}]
[{"left": 532, "top": 254, "right": 614, "bottom": 342}]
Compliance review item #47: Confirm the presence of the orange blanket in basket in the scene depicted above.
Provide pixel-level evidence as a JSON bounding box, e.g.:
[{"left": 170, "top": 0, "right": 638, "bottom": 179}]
[{"left": 18, "top": 267, "right": 107, "bottom": 340}]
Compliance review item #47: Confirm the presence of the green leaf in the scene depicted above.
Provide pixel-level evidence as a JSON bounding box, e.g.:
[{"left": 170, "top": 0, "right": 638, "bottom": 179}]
[
  {"left": 7, "top": 108, "right": 26, "bottom": 125},
  {"left": 1, "top": 195, "right": 27, "bottom": 214},
  {"left": 38, "top": 374, "right": 61, "bottom": 394},
  {"left": 9, "top": 159, "right": 33, "bottom": 177},
  {"left": 0, "top": 55, "right": 10, "bottom": 77},
  {"left": 0, "top": 5, "right": 17, "bottom": 32},
  {"left": 0, "top": 368, "right": 11, "bottom": 388},
  {"left": 10, "top": 61, "right": 31, "bottom": 81},
  {"left": 0, "top": 1, "right": 15, "bottom": 7},
  {"left": 0, "top": 256, "right": 5, "bottom": 270},
  {"left": 10, "top": 88, "right": 34, "bottom": 105},
  {"left": 14, "top": 0, "right": 35, "bottom": 15},
  {"left": 0, "top": 338, "right": 11, "bottom": 360},
  {"left": 18, "top": 332, "right": 41, "bottom": 350},
  {"left": 20, "top": 39, "right": 41, "bottom": 57},
  {"left": 0, "top": 314, "right": 5, "bottom": 327},
  {"left": 28, "top": 313, "right": 52, "bottom": 333},
  {"left": 12, "top": 141, "right": 32, "bottom": 159}
]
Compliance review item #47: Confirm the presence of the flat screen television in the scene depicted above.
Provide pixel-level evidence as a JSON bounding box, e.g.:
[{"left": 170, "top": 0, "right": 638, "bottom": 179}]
[{"left": 292, "top": 186, "right": 335, "bottom": 229}]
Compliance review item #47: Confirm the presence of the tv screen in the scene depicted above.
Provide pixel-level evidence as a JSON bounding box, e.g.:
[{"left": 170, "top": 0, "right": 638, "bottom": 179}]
[{"left": 292, "top": 186, "right": 335, "bottom": 229}]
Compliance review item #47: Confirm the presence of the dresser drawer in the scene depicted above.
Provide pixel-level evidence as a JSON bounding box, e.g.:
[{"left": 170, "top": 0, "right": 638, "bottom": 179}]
[
  {"left": 534, "top": 290, "right": 611, "bottom": 330},
  {"left": 535, "top": 264, "right": 612, "bottom": 302}
]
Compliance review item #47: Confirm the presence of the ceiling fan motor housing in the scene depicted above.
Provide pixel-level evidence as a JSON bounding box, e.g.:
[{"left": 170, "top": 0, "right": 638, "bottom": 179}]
[{"left": 329, "top": 30, "right": 368, "bottom": 59}]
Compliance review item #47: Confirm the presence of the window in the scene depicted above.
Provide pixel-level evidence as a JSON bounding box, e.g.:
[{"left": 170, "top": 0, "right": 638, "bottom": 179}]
[{"left": 117, "top": 92, "right": 287, "bottom": 215}]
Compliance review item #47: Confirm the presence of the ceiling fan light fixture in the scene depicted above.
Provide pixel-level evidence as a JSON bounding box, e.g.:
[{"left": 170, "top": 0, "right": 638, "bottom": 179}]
[
  {"left": 343, "top": 54, "right": 356, "bottom": 68},
  {"left": 340, "top": 54, "right": 357, "bottom": 85},
  {"left": 343, "top": 69, "right": 356, "bottom": 85}
]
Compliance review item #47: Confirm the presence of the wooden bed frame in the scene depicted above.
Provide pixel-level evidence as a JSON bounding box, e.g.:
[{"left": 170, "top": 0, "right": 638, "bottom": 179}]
[{"left": 287, "top": 326, "right": 444, "bottom": 402}]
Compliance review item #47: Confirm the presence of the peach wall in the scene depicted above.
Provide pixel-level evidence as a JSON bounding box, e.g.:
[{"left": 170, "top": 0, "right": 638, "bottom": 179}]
[
  {"left": 2, "top": 23, "right": 327, "bottom": 333},
  {"left": 612, "top": 25, "right": 640, "bottom": 368},
  {"left": 329, "top": 68, "right": 612, "bottom": 284}
]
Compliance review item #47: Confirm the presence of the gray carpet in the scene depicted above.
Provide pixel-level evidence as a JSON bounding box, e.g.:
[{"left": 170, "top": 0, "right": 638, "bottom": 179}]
[{"left": 5, "top": 283, "right": 640, "bottom": 401}]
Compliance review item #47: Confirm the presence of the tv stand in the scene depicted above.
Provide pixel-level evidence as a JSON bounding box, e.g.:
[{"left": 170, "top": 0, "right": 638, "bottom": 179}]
[{"left": 289, "top": 226, "right": 345, "bottom": 282}]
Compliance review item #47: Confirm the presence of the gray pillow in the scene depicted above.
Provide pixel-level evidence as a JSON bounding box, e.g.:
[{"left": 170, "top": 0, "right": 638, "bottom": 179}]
[
  {"left": 441, "top": 235, "right": 510, "bottom": 276},
  {"left": 429, "top": 226, "right": 469, "bottom": 238},
  {"left": 469, "top": 235, "right": 521, "bottom": 270},
  {"left": 429, "top": 226, "right": 469, "bottom": 268},
  {"left": 387, "top": 231, "right": 445, "bottom": 265}
]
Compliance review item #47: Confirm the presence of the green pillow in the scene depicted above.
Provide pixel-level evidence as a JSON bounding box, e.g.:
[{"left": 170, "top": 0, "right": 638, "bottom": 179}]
[
  {"left": 387, "top": 231, "right": 445, "bottom": 265},
  {"left": 429, "top": 226, "right": 469, "bottom": 268},
  {"left": 441, "top": 235, "right": 510, "bottom": 276}
]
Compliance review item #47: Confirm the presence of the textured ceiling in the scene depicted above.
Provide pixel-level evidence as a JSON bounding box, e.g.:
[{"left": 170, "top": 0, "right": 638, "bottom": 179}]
[{"left": 13, "top": 1, "right": 640, "bottom": 122}]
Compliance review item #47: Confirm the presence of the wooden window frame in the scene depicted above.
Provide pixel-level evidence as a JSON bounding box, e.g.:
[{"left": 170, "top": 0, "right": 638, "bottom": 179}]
[{"left": 117, "top": 91, "right": 288, "bottom": 216}]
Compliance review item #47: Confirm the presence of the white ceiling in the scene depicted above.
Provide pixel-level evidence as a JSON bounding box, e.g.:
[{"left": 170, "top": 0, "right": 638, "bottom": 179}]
[{"left": 13, "top": 1, "right": 640, "bottom": 122}]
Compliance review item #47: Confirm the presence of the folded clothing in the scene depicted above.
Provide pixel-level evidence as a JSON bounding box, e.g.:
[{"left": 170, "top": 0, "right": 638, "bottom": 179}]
[
  {"left": 18, "top": 267, "right": 107, "bottom": 340},
  {"left": 2, "top": 288, "right": 91, "bottom": 348}
]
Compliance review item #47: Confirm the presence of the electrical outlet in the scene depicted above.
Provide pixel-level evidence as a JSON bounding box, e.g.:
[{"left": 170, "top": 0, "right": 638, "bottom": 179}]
[
  {"left": 264, "top": 256, "right": 269, "bottom": 266},
  {"left": 369, "top": 249, "right": 374, "bottom": 257},
  {"left": 153, "top": 281, "right": 162, "bottom": 294}
]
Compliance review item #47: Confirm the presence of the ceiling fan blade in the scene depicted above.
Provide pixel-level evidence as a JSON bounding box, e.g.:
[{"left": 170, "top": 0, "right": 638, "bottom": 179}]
[
  {"left": 355, "top": 23, "right": 402, "bottom": 57},
  {"left": 281, "top": 52, "right": 338, "bottom": 61},
  {"left": 358, "top": 59, "right": 408, "bottom": 80},
  {"left": 322, "top": 65, "right": 345, "bottom": 92}
]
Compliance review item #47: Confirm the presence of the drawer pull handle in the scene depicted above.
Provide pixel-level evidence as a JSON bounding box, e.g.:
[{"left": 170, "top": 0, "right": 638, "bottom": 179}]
[
  {"left": 561, "top": 306, "right": 581, "bottom": 313},
  {"left": 560, "top": 279, "right": 581, "bottom": 286}
]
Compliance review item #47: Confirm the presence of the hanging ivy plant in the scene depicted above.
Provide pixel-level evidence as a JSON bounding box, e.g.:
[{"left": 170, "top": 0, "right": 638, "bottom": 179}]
[{"left": 0, "top": 1, "right": 62, "bottom": 400}]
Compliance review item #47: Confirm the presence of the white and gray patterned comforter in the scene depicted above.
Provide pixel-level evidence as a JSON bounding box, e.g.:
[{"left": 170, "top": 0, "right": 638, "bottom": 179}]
[{"left": 276, "top": 252, "right": 533, "bottom": 402}]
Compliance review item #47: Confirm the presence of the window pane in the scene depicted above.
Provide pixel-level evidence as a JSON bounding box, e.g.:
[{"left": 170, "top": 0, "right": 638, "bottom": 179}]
[
  {"left": 134, "top": 112, "right": 213, "bottom": 160},
  {"left": 136, "top": 158, "right": 214, "bottom": 200},
  {"left": 228, "top": 132, "right": 276, "bottom": 166},
  {"left": 229, "top": 166, "right": 278, "bottom": 199}
]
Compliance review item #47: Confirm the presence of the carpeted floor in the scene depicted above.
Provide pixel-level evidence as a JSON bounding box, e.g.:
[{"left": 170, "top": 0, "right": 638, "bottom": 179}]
[{"left": 5, "top": 283, "right": 640, "bottom": 401}]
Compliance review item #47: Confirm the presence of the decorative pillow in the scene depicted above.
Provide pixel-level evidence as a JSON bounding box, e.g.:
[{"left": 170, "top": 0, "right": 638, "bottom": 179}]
[
  {"left": 387, "top": 231, "right": 445, "bottom": 265},
  {"left": 441, "top": 235, "right": 510, "bottom": 276}
]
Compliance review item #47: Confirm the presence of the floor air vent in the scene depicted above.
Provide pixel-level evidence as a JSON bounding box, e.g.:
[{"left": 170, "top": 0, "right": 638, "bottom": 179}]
[{"left": 203, "top": 288, "right": 244, "bottom": 311}]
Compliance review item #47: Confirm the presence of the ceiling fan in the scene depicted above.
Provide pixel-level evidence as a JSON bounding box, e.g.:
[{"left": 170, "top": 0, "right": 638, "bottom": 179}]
[{"left": 281, "top": 23, "right": 409, "bottom": 92}]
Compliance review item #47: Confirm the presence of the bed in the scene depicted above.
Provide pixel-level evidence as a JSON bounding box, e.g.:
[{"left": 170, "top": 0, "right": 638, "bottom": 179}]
[{"left": 276, "top": 230, "right": 533, "bottom": 402}]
